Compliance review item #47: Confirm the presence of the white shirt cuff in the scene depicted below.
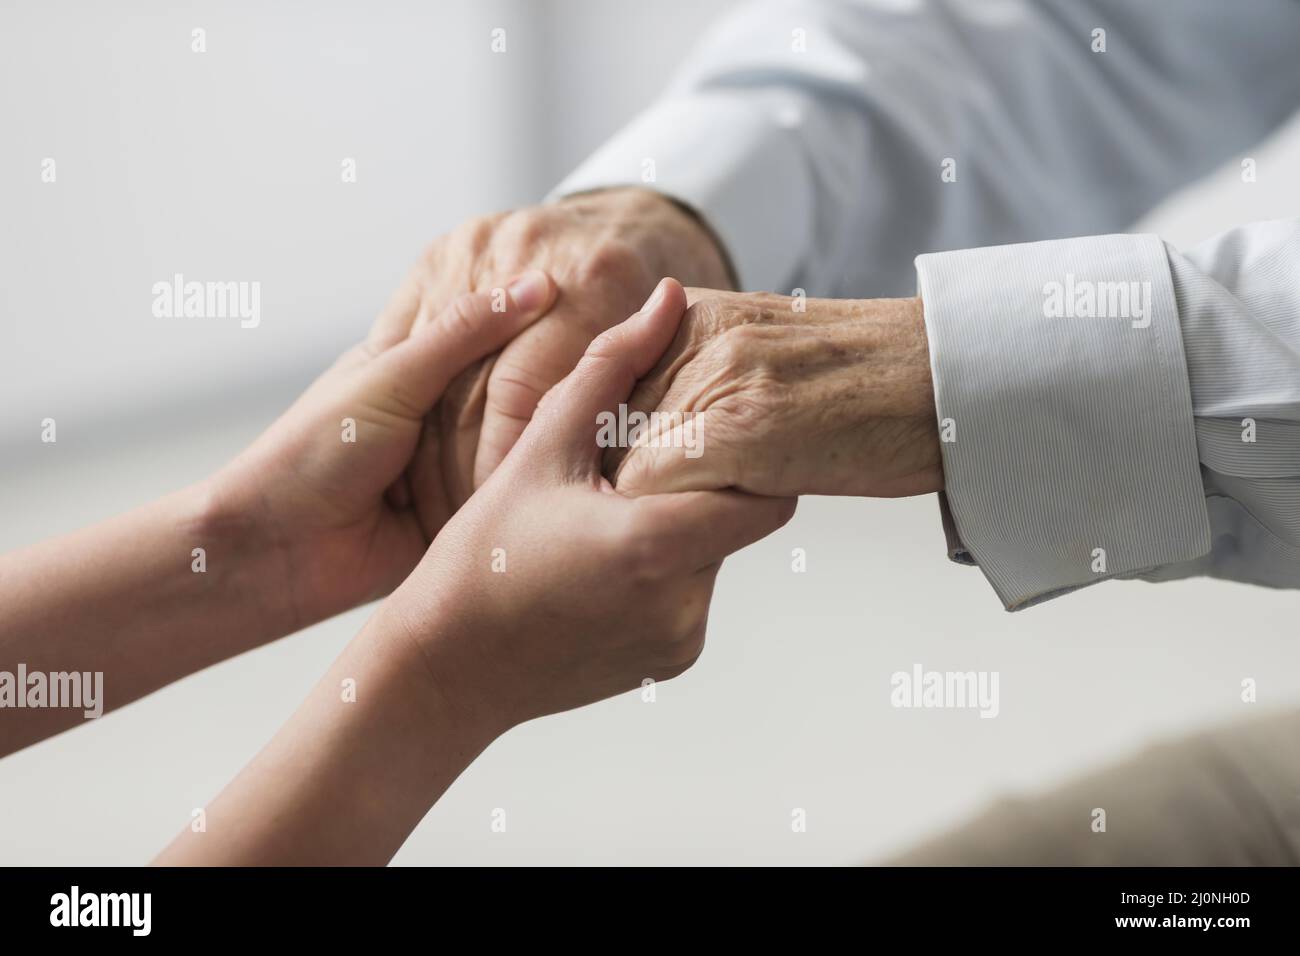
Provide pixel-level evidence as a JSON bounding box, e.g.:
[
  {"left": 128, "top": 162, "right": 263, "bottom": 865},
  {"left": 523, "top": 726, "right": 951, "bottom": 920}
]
[
  {"left": 915, "top": 234, "right": 1212, "bottom": 610},
  {"left": 549, "top": 92, "right": 812, "bottom": 293}
]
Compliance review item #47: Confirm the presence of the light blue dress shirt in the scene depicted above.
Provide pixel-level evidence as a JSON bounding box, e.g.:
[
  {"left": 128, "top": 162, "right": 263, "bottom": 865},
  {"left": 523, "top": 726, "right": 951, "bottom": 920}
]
[{"left": 554, "top": 0, "right": 1300, "bottom": 608}]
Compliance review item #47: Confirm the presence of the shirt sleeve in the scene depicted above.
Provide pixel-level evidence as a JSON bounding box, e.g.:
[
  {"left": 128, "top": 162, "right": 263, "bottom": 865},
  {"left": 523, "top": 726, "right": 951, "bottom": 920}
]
[
  {"left": 550, "top": 0, "right": 1300, "bottom": 297},
  {"left": 917, "top": 219, "right": 1300, "bottom": 609}
]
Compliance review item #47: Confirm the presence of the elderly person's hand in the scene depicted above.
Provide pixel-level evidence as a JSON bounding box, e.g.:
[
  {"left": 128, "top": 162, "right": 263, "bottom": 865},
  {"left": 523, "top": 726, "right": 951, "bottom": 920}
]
[
  {"left": 604, "top": 289, "right": 944, "bottom": 499},
  {"left": 372, "top": 188, "right": 734, "bottom": 528}
]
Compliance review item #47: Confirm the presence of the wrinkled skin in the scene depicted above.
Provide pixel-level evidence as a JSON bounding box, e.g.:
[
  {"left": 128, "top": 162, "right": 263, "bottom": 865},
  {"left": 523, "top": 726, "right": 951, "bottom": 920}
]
[{"left": 605, "top": 290, "right": 943, "bottom": 499}]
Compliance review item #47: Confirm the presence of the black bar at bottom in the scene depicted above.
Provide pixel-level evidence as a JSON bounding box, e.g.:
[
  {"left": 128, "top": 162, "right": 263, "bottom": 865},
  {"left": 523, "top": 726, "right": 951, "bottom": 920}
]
[{"left": 0, "top": 866, "right": 1289, "bottom": 943}]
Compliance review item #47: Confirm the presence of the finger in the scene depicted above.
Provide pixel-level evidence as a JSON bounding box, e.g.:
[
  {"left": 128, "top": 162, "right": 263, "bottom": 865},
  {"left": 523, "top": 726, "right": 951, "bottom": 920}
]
[
  {"left": 360, "top": 270, "right": 556, "bottom": 417},
  {"left": 531, "top": 277, "right": 688, "bottom": 472},
  {"left": 630, "top": 490, "right": 797, "bottom": 570},
  {"left": 613, "top": 412, "right": 729, "bottom": 496},
  {"left": 367, "top": 276, "right": 423, "bottom": 352},
  {"left": 600, "top": 339, "right": 690, "bottom": 481},
  {"left": 599, "top": 295, "right": 711, "bottom": 480},
  {"left": 407, "top": 414, "right": 454, "bottom": 535},
  {"left": 437, "top": 357, "right": 495, "bottom": 508},
  {"left": 471, "top": 316, "right": 599, "bottom": 490}
]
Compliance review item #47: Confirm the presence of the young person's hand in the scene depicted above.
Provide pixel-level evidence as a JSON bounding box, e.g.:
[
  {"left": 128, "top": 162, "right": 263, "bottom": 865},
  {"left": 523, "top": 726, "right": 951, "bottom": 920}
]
[
  {"left": 379, "top": 278, "right": 795, "bottom": 730},
  {"left": 0, "top": 273, "right": 556, "bottom": 758},
  {"left": 156, "top": 278, "right": 795, "bottom": 866},
  {"left": 210, "top": 273, "right": 556, "bottom": 630}
]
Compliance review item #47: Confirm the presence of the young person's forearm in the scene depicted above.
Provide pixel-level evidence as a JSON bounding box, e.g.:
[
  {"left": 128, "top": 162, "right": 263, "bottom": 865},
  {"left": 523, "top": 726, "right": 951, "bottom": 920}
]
[
  {"left": 0, "top": 279, "right": 558, "bottom": 760},
  {"left": 0, "top": 479, "right": 297, "bottom": 756},
  {"left": 153, "top": 605, "right": 500, "bottom": 866}
]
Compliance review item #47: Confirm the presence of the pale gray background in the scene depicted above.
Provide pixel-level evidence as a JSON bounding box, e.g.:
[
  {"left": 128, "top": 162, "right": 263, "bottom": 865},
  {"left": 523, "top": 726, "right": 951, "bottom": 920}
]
[{"left": 1, "top": 0, "right": 1296, "bottom": 865}]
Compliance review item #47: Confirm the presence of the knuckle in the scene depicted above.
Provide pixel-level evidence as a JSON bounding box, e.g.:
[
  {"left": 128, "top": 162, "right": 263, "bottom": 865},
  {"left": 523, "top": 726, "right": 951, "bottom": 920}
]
[
  {"left": 577, "top": 239, "right": 650, "bottom": 288},
  {"left": 462, "top": 213, "right": 501, "bottom": 247},
  {"left": 680, "top": 291, "right": 735, "bottom": 337},
  {"left": 707, "top": 322, "right": 766, "bottom": 378},
  {"left": 686, "top": 293, "right": 728, "bottom": 335},
  {"left": 678, "top": 297, "right": 716, "bottom": 339},
  {"left": 495, "top": 209, "right": 547, "bottom": 251},
  {"left": 682, "top": 296, "right": 769, "bottom": 361},
  {"left": 719, "top": 319, "right": 768, "bottom": 353},
  {"left": 436, "top": 215, "right": 493, "bottom": 266}
]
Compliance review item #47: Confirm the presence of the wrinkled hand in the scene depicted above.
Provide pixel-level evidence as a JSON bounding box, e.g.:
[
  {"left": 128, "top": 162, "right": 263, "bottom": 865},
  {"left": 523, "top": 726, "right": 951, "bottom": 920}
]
[
  {"left": 384, "top": 279, "right": 795, "bottom": 729},
  {"left": 370, "top": 187, "right": 734, "bottom": 527},
  {"left": 606, "top": 290, "right": 943, "bottom": 499}
]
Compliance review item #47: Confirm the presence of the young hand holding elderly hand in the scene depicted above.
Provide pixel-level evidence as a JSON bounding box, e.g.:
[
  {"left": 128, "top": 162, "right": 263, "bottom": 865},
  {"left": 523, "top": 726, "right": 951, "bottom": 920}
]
[
  {"left": 0, "top": 241, "right": 796, "bottom": 863},
  {"left": 0, "top": 275, "right": 557, "bottom": 757},
  {"left": 154, "top": 278, "right": 793, "bottom": 864},
  {"left": 2, "top": 180, "right": 939, "bottom": 864}
]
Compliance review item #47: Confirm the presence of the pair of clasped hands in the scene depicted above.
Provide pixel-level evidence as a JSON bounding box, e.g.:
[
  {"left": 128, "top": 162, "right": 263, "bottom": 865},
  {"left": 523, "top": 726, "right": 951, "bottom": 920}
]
[{"left": 145, "top": 188, "right": 940, "bottom": 863}]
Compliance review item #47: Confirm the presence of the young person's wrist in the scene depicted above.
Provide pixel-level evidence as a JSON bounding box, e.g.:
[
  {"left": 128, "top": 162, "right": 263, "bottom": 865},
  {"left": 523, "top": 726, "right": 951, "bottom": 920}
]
[
  {"left": 186, "top": 472, "right": 308, "bottom": 638},
  {"left": 154, "top": 602, "right": 510, "bottom": 866},
  {"left": 366, "top": 586, "right": 519, "bottom": 745}
]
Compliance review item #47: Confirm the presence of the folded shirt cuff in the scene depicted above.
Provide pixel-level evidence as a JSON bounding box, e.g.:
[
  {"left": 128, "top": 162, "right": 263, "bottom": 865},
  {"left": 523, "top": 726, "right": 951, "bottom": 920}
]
[
  {"left": 548, "top": 92, "right": 812, "bottom": 293},
  {"left": 915, "top": 234, "right": 1212, "bottom": 610}
]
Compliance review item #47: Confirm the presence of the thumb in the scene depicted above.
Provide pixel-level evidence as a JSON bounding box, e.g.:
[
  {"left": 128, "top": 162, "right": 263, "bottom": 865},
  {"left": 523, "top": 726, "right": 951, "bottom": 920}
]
[
  {"left": 530, "top": 277, "right": 688, "bottom": 473},
  {"left": 360, "top": 270, "right": 556, "bottom": 417}
]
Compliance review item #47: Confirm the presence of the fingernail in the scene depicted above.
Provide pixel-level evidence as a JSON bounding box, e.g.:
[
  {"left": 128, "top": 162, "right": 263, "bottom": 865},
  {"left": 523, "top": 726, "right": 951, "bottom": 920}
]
[
  {"left": 640, "top": 279, "right": 667, "bottom": 314},
  {"left": 507, "top": 270, "right": 550, "bottom": 312}
]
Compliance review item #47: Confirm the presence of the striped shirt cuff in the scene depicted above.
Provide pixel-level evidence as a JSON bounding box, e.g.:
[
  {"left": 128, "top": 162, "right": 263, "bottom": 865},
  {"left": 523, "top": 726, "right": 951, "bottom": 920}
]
[{"left": 915, "top": 234, "right": 1212, "bottom": 610}]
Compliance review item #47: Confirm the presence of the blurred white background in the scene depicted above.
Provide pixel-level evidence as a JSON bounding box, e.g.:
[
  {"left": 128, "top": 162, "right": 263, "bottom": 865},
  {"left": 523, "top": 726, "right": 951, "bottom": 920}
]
[{"left": 1, "top": 0, "right": 1297, "bottom": 865}]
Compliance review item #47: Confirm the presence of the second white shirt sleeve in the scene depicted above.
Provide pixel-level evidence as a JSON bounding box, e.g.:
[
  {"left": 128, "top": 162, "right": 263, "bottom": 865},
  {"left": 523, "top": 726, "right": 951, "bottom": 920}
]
[{"left": 915, "top": 234, "right": 1211, "bottom": 609}]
